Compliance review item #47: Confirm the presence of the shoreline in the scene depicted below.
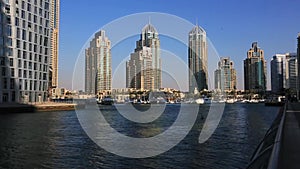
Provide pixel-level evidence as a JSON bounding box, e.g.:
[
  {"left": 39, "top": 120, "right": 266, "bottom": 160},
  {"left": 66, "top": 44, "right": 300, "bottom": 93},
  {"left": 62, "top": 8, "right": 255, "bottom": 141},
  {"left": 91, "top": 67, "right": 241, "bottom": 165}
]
[{"left": 0, "top": 102, "right": 82, "bottom": 113}]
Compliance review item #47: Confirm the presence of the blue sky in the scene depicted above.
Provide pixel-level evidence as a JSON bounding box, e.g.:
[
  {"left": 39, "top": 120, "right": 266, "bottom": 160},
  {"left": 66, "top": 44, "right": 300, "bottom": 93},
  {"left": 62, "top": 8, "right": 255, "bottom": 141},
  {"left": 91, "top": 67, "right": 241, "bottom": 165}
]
[{"left": 59, "top": 0, "right": 300, "bottom": 91}]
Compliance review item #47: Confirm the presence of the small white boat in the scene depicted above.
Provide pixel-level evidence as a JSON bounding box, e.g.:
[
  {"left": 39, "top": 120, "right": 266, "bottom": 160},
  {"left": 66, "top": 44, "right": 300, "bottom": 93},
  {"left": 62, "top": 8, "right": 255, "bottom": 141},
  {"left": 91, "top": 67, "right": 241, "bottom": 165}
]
[
  {"left": 195, "top": 98, "right": 204, "bottom": 104},
  {"left": 226, "top": 99, "right": 235, "bottom": 104}
]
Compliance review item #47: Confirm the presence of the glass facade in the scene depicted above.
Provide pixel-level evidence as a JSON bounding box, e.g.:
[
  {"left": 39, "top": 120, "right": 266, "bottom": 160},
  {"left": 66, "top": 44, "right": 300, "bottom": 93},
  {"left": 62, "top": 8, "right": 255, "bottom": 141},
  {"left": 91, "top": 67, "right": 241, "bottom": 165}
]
[{"left": 188, "top": 25, "right": 208, "bottom": 93}]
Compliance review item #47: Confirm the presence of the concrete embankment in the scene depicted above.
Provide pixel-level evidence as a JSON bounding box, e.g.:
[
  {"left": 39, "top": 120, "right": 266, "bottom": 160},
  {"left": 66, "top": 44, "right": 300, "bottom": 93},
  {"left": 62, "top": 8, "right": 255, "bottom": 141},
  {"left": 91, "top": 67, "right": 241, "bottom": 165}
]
[{"left": 0, "top": 102, "right": 83, "bottom": 113}]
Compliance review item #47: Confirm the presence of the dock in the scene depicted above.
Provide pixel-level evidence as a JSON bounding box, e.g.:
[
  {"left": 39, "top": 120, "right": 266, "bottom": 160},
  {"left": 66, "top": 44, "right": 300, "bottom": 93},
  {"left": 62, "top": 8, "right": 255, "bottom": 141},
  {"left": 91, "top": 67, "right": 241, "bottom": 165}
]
[{"left": 247, "top": 102, "right": 300, "bottom": 169}]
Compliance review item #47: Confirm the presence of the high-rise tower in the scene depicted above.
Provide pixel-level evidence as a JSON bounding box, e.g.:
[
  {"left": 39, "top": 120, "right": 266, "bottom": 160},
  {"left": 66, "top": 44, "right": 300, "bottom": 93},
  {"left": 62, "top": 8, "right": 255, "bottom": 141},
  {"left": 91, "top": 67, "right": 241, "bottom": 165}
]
[
  {"left": 297, "top": 33, "right": 300, "bottom": 99},
  {"left": 188, "top": 25, "right": 208, "bottom": 93},
  {"left": 85, "top": 30, "right": 111, "bottom": 95},
  {"left": 0, "top": 0, "right": 54, "bottom": 103},
  {"left": 49, "top": 0, "right": 59, "bottom": 89},
  {"left": 244, "top": 42, "right": 267, "bottom": 93},
  {"left": 126, "top": 23, "right": 161, "bottom": 90},
  {"left": 214, "top": 57, "right": 236, "bottom": 92}
]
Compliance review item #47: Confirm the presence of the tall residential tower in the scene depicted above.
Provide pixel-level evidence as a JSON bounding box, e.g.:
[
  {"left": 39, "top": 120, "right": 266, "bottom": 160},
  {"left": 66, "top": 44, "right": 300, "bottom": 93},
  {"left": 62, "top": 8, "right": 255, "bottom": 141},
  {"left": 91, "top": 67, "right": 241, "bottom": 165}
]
[
  {"left": 126, "top": 23, "right": 161, "bottom": 90},
  {"left": 244, "top": 42, "right": 267, "bottom": 93},
  {"left": 85, "top": 30, "right": 111, "bottom": 95},
  {"left": 297, "top": 33, "right": 300, "bottom": 99},
  {"left": 0, "top": 0, "right": 55, "bottom": 103},
  {"left": 214, "top": 57, "right": 236, "bottom": 92},
  {"left": 49, "top": 0, "right": 59, "bottom": 89},
  {"left": 188, "top": 25, "right": 208, "bottom": 93},
  {"left": 270, "top": 54, "right": 286, "bottom": 94}
]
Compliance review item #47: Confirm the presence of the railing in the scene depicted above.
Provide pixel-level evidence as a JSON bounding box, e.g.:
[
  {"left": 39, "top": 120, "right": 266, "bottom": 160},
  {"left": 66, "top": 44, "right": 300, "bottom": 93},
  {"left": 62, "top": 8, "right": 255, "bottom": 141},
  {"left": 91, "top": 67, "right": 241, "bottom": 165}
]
[{"left": 247, "top": 103, "right": 286, "bottom": 169}]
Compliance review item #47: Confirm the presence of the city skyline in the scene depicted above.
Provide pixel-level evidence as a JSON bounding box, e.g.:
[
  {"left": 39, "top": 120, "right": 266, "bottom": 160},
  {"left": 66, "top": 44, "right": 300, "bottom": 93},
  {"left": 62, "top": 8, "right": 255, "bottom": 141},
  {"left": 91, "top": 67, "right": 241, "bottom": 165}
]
[{"left": 58, "top": 0, "right": 300, "bottom": 91}]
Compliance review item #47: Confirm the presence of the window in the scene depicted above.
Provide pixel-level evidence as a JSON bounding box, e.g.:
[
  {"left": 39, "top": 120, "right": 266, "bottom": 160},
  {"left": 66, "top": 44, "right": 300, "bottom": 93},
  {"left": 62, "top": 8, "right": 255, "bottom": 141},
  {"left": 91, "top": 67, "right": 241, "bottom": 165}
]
[
  {"left": 2, "top": 67, "right": 6, "bottom": 76},
  {"left": 23, "top": 41, "right": 26, "bottom": 50},
  {"left": 18, "top": 50, "right": 21, "bottom": 58},
  {"left": 21, "top": 10, "right": 25, "bottom": 19},
  {"left": 22, "top": 29, "right": 26, "bottom": 40},
  {"left": 18, "top": 59, "right": 21, "bottom": 67},
  {"left": 11, "top": 68, "right": 14, "bottom": 77},
  {"left": 24, "top": 80, "right": 27, "bottom": 90},
  {"left": 43, "top": 37, "right": 48, "bottom": 46},
  {"left": 6, "top": 38, "right": 12, "bottom": 46},
  {"left": 27, "top": 4, "right": 31, "bottom": 12},
  {"left": 44, "top": 2, "right": 49, "bottom": 10},
  {"left": 34, "top": 34, "right": 37, "bottom": 43},
  {"left": 16, "top": 40, "right": 20, "bottom": 48},
  {"left": 39, "top": 8, "right": 42, "bottom": 16},
  {"left": 34, "top": 15, "right": 37, "bottom": 23},
  {"left": 23, "top": 51, "right": 26, "bottom": 59},
  {"left": 9, "top": 58, "right": 13, "bottom": 66},
  {"left": 29, "top": 80, "right": 32, "bottom": 90},
  {"left": 23, "top": 61, "right": 27, "bottom": 68},
  {"left": 23, "top": 70, "right": 27, "bottom": 78},
  {"left": 29, "top": 32, "right": 32, "bottom": 42},
  {"left": 15, "top": 18, "right": 19, "bottom": 26},
  {"left": 0, "top": 57, "right": 5, "bottom": 65},
  {"left": 7, "top": 48, "right": 12, "bottom": 56},
  {"left": 19, "top": 79, "right": 22, "bottom": 90},
  {"left": 28, "top": 13, "right": 31, "bottom": 22},
  {"left": 43, "top": 73, "right": 46, "bottom": 80},
  {"left": 29, "top": 71, "right": 32, "bottom": 78},
  {"left": 7, "top": 25, "right": 12, "bottom": 36},
  {"left": 17, "top": 28, "right": 20, "bottom": 38},
  {"left": 34, "top": 81, "right": 37, "bottom": 90},
  {"left": 3, "top": 78, "right": 7, "bottom": 89},
  {"left": 11, "top": 91, "right": 15, "bottom": 101},
  {"left": 21, "top": 1, "right": 25, "bottom": 9},
  {"left": 10, "top": 78, "right": 15, "bottom": 89},
  {"left": 18, "top": 69, "right": 22, "bottom": 78},
  {"left": 45, "top": 48, "right": 48, "bottom": 55}
]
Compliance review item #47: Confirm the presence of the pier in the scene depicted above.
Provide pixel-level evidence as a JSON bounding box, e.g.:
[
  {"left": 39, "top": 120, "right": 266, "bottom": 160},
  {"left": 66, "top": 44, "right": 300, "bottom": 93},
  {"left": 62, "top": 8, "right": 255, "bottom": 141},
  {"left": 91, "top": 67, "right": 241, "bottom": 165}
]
[{"left": 247, "top": 102, "right": 300, "bottom": 169}]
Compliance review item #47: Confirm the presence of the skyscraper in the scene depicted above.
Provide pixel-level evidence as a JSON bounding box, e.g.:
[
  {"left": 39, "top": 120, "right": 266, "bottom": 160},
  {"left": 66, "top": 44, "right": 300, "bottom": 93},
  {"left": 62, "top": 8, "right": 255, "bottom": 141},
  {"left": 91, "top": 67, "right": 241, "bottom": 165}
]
[
  {"left": 85, "top": 30, "right": 111, "bottom": 95},
  {"left": 244, "top": 42, "right": 267, "bottom": 93},
  {"left": 270, "top": 54, "right": 286, "bottom": 94},
  {"left": 126, "top": 23, "right": 161, "bottom": 90},
  {"left": 214, "top": 57, "right": 236, "bottom": 92},
  {"left": 297, "top": 33, "right": 300, "bottom": 99},
  {"left": 49, "top": 0, "right": 59, "bottom": 89},
  {"left": 286, "top": 53, "right": 297, "bottom": 91},
  {"left": 0, "top": 0, "right": 54, "bottom": 103},
  {"left": 188, "top": 25, "right": 208, "bottom": 93}
]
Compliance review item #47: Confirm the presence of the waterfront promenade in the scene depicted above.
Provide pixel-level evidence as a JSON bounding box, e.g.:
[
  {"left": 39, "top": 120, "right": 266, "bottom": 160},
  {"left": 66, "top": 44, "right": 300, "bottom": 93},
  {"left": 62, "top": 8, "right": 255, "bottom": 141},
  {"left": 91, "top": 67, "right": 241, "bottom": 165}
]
[
  {"left": 248, "top": 102, "right": 300, "bottom": 169},
  {"left": 0, "top": 102, "right": 78, "bottom": 113},
  {"left": 278, "top": 103, "right": 300, "bottom": 168}
]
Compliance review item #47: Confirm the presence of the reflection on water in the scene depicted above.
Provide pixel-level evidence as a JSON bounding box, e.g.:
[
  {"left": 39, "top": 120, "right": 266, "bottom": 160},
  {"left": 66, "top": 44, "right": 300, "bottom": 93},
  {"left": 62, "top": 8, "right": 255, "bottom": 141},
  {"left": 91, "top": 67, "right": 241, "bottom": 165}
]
[{"left": 0, "top": 104, "right": 278, "bottom": 169}]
